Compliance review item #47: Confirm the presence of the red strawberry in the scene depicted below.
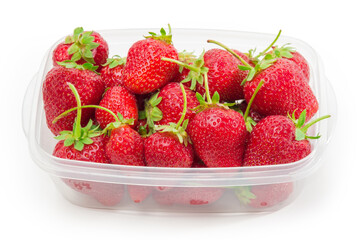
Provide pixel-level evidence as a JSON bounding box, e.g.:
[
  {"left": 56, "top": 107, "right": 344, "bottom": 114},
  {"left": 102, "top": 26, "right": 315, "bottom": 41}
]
[
  {"left": 43, "top": 65, "right": 105, "bottom": 135},
  {"left": 243, "top": 110, "right": 330, "bottom": 166},
  {"left": 196, "top": 48, "right": 248, "bottom": 101},
  {"left": 127, "top": 185, "right": 153, "bottom": 203},
  {"left": 154, "top": 82, "right": 198, "bottom": 126},
  {"left": 122, "top": 26, "right": 179, "bottom": 94},
  {"left": 53, "top": 27, "right": 108, "bottom": 69},
  {"left": 106, "top": 125, "right": 145, "bottom": 166},
  {"left": 100, "top": 56, "right": 126, "bottom": 88},
  {"left": 234, "top": 183, "right": 293, "bottom": 208},
  {"left": 95, "top": 86, "right": 138, "bottom": 130},
  {"left": 288, "top": 51, "right": 310, "bottom": 81},
  {"left": 64, "top": 179, "right": 124, "bottom": 206},
  {"left": 153, "top": 187, "right": 225, "bottom": 206},
  {"left": 144, "top": 83, "right": 194, "bottom": 168},
  {"left": 145, "top": 132, "right": 194, "bottom": 167},
  {"left": 243, "top": 58, "right": 318, "bottom": 121},
  {"left": 191, "top": 156, "right": 207, "bottom": 168},
  {"left": 188, "top": 107, "right": 246, "bottom": 167},
  {"left": 54, "top": 134, "right": 110, "bottom": 164}
]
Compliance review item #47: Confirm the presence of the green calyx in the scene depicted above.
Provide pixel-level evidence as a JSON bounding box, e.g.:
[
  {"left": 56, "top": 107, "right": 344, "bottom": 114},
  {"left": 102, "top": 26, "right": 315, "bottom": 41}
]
[
  {"left": 162, "top": 50, "right": 209, "bottom": 91},
  {"left": 154, "top": 83, "right": 192, "bottom": 146},
  {"left": 64, "top": 27, "right": 100, "bottom": 64},
  {"left": 57, "top": 61, "right": 99, "bottom": 73},
  {"left": 141, "top": 92, "right": 163, "bottom": 136},
  {"left": 232, "top": 186, "right": 257, "bottom": 205},
  {"left": 53, "top": 83, "right": 102, "bottom": 151},
  {"left": 102, "top": 55, "right": 126, "bottom": 69},
  {"left": 144, "top": 24, "right": 173, "bottom": 44},
  {"left": 288, "top": 110, "right": 331, "bottom": 141}
]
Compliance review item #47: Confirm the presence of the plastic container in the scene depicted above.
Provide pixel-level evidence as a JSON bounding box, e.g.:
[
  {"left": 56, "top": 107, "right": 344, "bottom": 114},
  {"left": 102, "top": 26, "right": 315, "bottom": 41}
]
[{"left": 22, "top": 28, "right": 337, "bottom": 213}]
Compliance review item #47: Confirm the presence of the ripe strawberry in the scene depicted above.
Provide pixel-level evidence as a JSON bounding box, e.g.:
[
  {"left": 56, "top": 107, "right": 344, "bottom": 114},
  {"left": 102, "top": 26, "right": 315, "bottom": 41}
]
[
  {"left": 43, "top": 65, "right": 105, "bottom": 135},
  {"left": 127, "top": 185, "right": 153, "bottom": 203},
  {"left": 288, "top": 51, "right": 310, "bottom": 81},
  {"left": 106, "top": 125, "right": 145, "bottom": 166},
  {"left": 53, "top": 27, "right": 108, "bottom": 69},
  {"left": 64, "top": 179, "right": 124, "bottom": 206},
  {"left": 234, "top": 183, "right": 293, "bottom": 208},
  {"left": 153, "top": 82, "right": 198, "bottom": 126},
  {"left": 144, "top": 84, "right": 194, "bottom": 168},
  {"left": 100, "top": 55, "right": 126, "bottom": 88},
  {"left": 196, "top": 48, "right": 248, "bottom": 101},
  {"left": 243, "top": 58, "right": 318, "bottom": 122},
  {"left": 153, "top": 187, "right": 225, "bottom": 206},
  {"left": 187, "top": 70, "right": 247, "bottom": 167},
  {"left": 122, "top": 25, "right": 179, "bottom": 94},
  {"left": 95, "top": 86, "right": 138, "bottom": 130},
  {"left": 243, "top": 110, "right": 330, "bottom": 166},
  {"left": 188, "top": 107, "right": 246, "bottom": 167},
  {"left": 145, "top": 132, "right": 194, "bottom": 167}
]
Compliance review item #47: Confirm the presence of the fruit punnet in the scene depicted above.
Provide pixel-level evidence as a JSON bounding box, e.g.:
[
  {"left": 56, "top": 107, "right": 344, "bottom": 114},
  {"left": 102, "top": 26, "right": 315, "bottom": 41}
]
[
  {"left": 122, "top": 25, "right": 179, "bottom": 94},
  {"left": 43, "top": 65, "right": 105, "bottom": 135},
  {"left": 53, "top": 27, "right": 109, "bottom": 70},
  {"left": 208, "top": 31, "right": 317, "bottom": 121},
  {"left": 144, "top": 83, "right": 194, "bottom": 168}
]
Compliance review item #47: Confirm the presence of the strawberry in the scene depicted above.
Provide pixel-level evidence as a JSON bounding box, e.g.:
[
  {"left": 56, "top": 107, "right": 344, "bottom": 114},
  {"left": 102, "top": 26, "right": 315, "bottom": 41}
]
[
  {"left": 196, "top": 48, "right": 248, "bottom": 101},
  {"left": 52, "top": 83, "right": 109, "bottom": 163},
  {"left": 127, "top": 185, "right": 153, "bottom": 203},
  {"left": 243, "top": 110, "right": 330, "bottom": 166},
  {"left": 187, "top": 70, "right": 247, "bottom": 167},
  {"left": 106, "top": 124, "right": 145, "bottom": 166},
  {"left": 144, "top": 84, "right": 194, "bottom": 168},
  {"left": 100, "top": 55, "right": 126, "bottom": 88},
  {"left": 152, "top": 82, "right": 198, "bottom": 126},
  {"left": 153, "top": 187, "right": 225, "bottom": 206},
  {"left": 43, "top": 65, "right": 105, "bottom": 135},
  {"left": 243, "top": 57, "right": 318, "bottom": 121},
  {"left": 122, "top": 25, "right": 179, "bottom": 94},
  {"left": 145, "top": 131, "right": 194, "bottom": 167},
  {"left": 287, "top": 50, "right": 310, "bottom": 81},
  {"left": 64, "top": 179, "right": 124, "bottom": 206},
  {"left": 95, "top": 86, "right": 138, "bottom": 130},
  {"left": 234, "top": 183, "right": 293, "bottom": 208},
  {"left": 53, "top": 27, "right": 108, "bottom": 69}
]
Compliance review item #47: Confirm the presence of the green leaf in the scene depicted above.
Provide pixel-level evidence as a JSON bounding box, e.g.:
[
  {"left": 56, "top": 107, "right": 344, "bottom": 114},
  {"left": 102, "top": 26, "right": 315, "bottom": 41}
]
[
  {"left": 64, "top": 138, "right": 75, "bottom": 147},
  {"left": 138, "top": 110, "right": 146, "bottom": 120},
  {"left": 211, "top": 91, "right": 220, "bottom": 104},
  {"left": 297, "top": 110, "right": 307, "bottom": 127},
  {"left": 73, "top": 27, "right": 84, "bottom": 36},
  {"left": 68, "top": 44, "right": 80, "bottom": 55},
  {"left": 151, "top": 107, "right": 163, "bottom": 121},
  {"left": 238, "top": 65, "right": 252, "bottom": 71},
  {"left": 81, "top": 138, "right": 93, "bottom": 145},
  {"left": 71, "top": 52, "right": 82, "bottom": 62},
  {"left": 196, "top": 92, "right": 206, "bottom": 105},
  {"left": 74, "top": 141, "right": 84, "bottom": 151},
  {"left": 295, "top": 128, "right": 306, "bottom": 141},
  {"left": 83, "top": 49, "right": 93, "bottom": 59}
]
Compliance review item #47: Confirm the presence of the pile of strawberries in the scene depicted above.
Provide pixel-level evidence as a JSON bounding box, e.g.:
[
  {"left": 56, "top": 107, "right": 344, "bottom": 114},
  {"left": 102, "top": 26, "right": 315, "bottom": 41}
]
[{"left": 42, "top": 26, "right": 330, "bottom": 208}]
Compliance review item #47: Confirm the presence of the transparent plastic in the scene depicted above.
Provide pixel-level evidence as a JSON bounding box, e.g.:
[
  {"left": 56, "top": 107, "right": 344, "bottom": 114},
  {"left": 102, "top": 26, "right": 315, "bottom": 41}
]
[{"left": 23, "top": 28, "right": 337, "bottom": 213}]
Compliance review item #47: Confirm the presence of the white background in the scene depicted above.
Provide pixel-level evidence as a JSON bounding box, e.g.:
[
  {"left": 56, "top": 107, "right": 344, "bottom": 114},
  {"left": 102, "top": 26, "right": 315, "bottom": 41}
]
[{"left": 1, "top": 0, "right": 359, "bottom": 239}]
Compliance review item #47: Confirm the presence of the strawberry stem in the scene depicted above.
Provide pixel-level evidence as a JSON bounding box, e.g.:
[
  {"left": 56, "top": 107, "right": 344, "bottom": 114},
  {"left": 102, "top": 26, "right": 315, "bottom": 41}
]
[
  {"left": 207, "top": 39, "right": 252, "bottom": 69},
  {"left": 161, "top": 57, "right": 200, "bottom": 72},
  {"left": 243, "top": 80, "right": 264, "bottom": 121},
  {"left": 53, "top": 105, "right": 120, "bottom": 124},
  {"left": 203, "top": 73, "right": 212, "bottom": 104},
  {"left": 67, "top": 83, "right": 82, "bottom": 139},
  {"left": 176, "top": 83, "right": 188, "bottom": 129},
  {"left": 253, "top": 30, "right": 282, "bottom": 60},
  {"left": 302, "top": 114, "right": 331, "bottom": 133}
]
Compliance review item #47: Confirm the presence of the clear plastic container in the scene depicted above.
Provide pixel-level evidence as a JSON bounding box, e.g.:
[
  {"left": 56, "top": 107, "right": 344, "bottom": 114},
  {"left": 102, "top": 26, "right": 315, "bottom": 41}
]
[{"left": 22, "top": 28, "right": 337, "bottom": 213}]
